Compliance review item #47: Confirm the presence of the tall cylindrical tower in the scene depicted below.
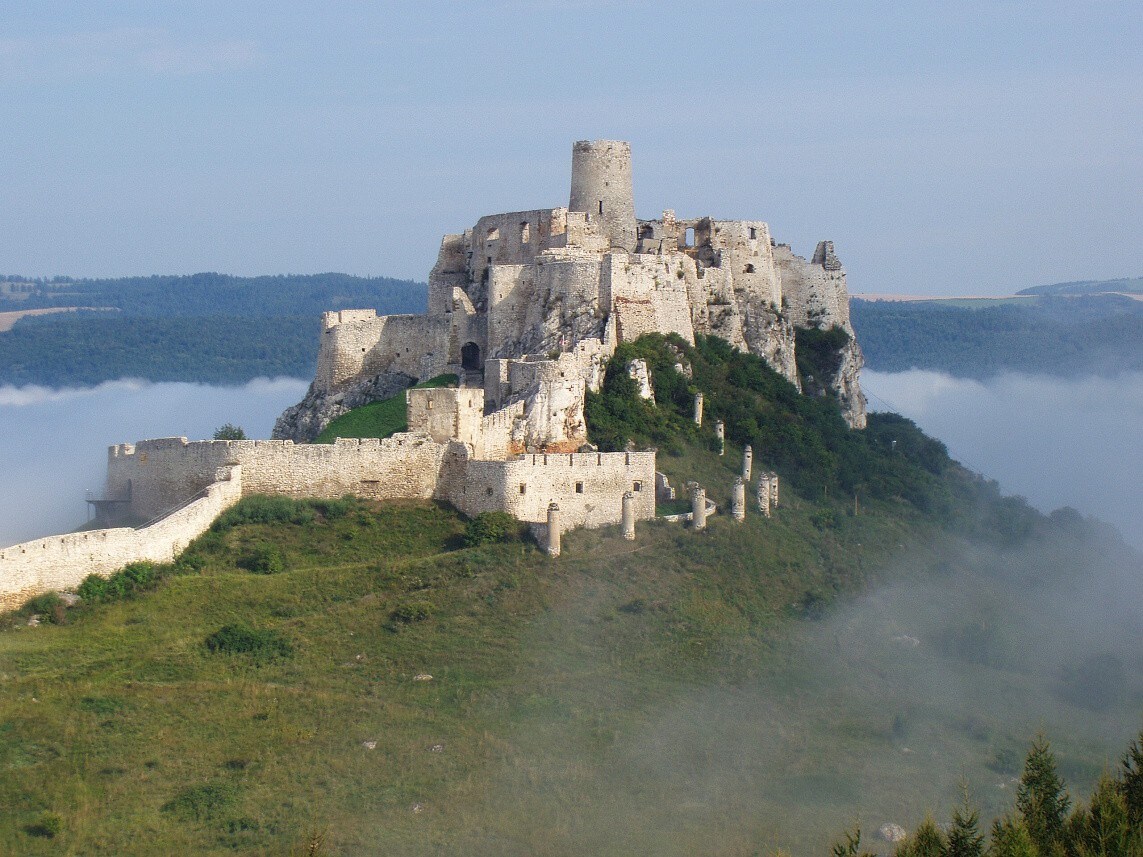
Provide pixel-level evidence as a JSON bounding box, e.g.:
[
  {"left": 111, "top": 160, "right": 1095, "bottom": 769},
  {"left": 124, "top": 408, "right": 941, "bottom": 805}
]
[{"left": 569, "top": 140, "right": 636, "bottom": 253}]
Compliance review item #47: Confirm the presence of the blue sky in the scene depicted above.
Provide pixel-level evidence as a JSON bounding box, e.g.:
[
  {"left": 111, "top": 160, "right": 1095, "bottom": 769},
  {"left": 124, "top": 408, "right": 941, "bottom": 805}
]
[{"left": 1, "top": 1, "right": 1139, "bottom": 294}]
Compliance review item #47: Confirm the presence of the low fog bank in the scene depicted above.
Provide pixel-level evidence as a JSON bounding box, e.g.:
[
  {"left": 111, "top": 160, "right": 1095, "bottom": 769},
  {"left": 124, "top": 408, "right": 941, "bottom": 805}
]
[
  {"left": 0, "top": 377, "right": 308, "bottom": 548},
  {"left": 461, "top": 525, "right": 1143, "bottom": 856},
  {"left": 864, "top": 370, "right": 1143, "bottom": 549}
]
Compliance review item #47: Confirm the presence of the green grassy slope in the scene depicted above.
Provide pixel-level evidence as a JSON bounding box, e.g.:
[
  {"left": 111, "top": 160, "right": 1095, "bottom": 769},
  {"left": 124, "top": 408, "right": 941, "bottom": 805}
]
[
  {"left": 1, "top": 336, "right": 1139, "bottom": 855},
  {"left": 313, "top": 374, "right": 458, "bottom": 443}
]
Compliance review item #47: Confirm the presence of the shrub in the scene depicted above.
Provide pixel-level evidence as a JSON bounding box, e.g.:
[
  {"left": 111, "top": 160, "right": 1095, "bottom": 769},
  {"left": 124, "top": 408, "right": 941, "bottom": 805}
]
[
  {"left": 204, "top": 624, "right": 293, "bottom": 660},
  {"left": 237, "top": 544, "right": 286, "bottom": 575},
  {"left": 76, "top": 563, "right": 160, "bottom": 604},
  {"left": 24, "top": 591, "right": 66, "bottom": 623},
  {"left": 26, "top": 812, "right": 62, "bottom": 838},
  {"left": 212, "top": 495, "right": 315, "bottom": 532},
  {"left": 463, "top": 512, "right": 521, "bottom": 547},
  {"left": 212, "top": 423, "right": 247, "bottom": 440},
  {"left": 390, "top": 602, "right": 434, "bottom": 624}
]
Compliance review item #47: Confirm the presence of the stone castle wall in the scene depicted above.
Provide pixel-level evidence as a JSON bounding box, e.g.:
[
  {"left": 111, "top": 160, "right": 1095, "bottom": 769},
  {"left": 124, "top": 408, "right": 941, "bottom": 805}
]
[
  {"left": 106, "top": 435, "right": 452, "bottom": 520},
  {"left": 452, "top": 451, "right": 656, "bottom": 528},
  {"left": 315, "top": 311, "right": 450, "bottom": 392},
  {"left": 0, "top": 466, "right": 243, "bottom": 612}
]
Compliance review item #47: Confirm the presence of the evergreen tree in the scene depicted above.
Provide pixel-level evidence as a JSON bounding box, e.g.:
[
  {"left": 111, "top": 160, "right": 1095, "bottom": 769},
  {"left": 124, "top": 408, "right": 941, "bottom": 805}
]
[
  {"left": 212, "top": 423, "right": 247, "bottom": 440},
  {"left": 1067, "top": 774, "right": 1139, "bottom": 857},
  {"left": 1120, "top": 731, "right": 1143, "bottom": 828},
  {"left": 1016, "top": 734, "right": 1071, "bottom": 855},
  {"left": 947, "top": 789, "right": 986, "bottom": 857},
  {"left": 894, "top": 816, "right": 946, "bottom": 857},
  {"left": 989, "top": 816, "right": 1038, "bottom": 857},
  {"left": 831, "top": 827, "right": 877, "bottom": 857}
]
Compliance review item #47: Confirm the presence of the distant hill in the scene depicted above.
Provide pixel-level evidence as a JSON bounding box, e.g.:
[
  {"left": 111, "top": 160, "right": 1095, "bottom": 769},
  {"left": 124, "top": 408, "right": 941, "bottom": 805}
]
[
  {"left": 0, "top": 273, "right": 428, "bottom": 387},
  {"left": 852, "top": 290, "right": 1143, "bottom": 379},
  {"left": 1017, "top": 276, "right": 1143, "bottom": 297}
]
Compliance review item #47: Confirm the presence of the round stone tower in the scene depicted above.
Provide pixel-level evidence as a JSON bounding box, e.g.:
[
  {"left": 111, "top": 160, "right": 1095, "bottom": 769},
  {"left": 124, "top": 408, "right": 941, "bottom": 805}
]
[{"left": 569, "top": 140, "right": 636, "bottom": 253}]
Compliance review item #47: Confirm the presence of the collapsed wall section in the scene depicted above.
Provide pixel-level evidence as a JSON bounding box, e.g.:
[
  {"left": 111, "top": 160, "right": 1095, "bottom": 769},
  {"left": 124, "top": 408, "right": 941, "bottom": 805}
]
[{"left": 0, "top": 466, "right": 242, "bottom": 612}]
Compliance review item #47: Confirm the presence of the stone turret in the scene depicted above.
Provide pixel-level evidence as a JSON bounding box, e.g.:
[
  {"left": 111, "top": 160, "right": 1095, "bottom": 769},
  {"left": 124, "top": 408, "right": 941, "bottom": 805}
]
[{"left": 569, "top": 140, "right": 636, "bottom": 253}]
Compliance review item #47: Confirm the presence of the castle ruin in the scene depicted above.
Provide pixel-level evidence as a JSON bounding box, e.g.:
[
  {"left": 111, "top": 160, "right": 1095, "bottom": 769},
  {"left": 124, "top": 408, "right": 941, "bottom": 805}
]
[{"left": 0, "top": 140, "right": 862, "bottom": 610}]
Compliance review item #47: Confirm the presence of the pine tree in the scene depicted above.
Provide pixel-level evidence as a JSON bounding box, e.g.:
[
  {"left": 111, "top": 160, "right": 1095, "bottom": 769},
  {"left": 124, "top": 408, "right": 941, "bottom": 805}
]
[
  {"left": 1016, "top": 733, "right": 1070, "bottom": 855},
  {"left": 989, "top": 816, "right": 1038, "bottom": 857},
  {"left": 1120, "top": 731, "right": 1143, "bottom": 828},
  {"left": 894, "top": 816, "right": 946, "bottom": 857},
  {"left": 1068, "top": 773, "right": 1139, "bottom": 857},
  {"left": 947, "top": 788, "right": 985, "bottom": 857}
]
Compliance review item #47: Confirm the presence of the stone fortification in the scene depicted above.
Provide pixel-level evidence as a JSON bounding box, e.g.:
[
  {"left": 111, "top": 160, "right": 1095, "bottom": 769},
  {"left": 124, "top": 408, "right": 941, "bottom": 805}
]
[
  {"left": 0, "top": 466, "right": 242, "bottom": 612},
  {"left": 276, "top": 139, "right": 866, "bottom": 443}
]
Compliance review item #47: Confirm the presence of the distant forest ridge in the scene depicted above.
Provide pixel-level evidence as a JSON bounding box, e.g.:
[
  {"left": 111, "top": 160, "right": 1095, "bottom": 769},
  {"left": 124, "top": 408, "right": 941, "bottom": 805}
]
[
  {"left": 0, "top": 273, "right": 428, "bottom": 386},
  {"left": 0, "top": 272, "right": 428, "bottom": 317},
  {"left": 1016, "top": 275, "right": 1143, "bottom": 296},
  {"left": 852, "top": 290, "right": 1143, "bottom": 379}
]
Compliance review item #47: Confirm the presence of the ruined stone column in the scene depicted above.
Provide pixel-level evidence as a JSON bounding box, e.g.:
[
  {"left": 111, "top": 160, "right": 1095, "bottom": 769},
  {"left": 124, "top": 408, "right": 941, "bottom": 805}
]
[
  {"left": 693, "top": 392, "right": 704, "bottom": 426},
  {"left": 546, "top": 502, "right": 561, "bottom": 557},
  {"left": 731, "top": 477, "right": 746, "bottom": 522},
  {"left": 621, "top": 491, "right": 636, "bottom": 541},
  {"left": 742, "top": 444, "right": 753, "bottom": 481},
  {"left": 691, "top": 485, "right": 707, "bottom": 531},
  {"left": 715, "top": 420, "right": 725, "bottom": 456},
  {"left": 757, "top": 475, "right": 772, "bottom": 517}
]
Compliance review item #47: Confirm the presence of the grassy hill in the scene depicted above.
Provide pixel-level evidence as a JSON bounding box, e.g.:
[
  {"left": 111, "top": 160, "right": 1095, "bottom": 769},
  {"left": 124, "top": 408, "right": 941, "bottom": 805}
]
[
  {"left": 1, "top": 335, "right": 1140, "bottom": 855},
  {"left": 314, "top": 375, "right": 457, "bottom": 443}
]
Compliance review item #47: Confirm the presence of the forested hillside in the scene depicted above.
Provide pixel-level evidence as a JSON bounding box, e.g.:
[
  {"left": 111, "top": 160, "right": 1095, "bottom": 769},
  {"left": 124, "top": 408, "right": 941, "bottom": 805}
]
[
  {"left": 852, "top": 293, "right": 1143, "bottom": 378},
  {"left": 0, "top": 273, "right": 427, "bottom": 386}
]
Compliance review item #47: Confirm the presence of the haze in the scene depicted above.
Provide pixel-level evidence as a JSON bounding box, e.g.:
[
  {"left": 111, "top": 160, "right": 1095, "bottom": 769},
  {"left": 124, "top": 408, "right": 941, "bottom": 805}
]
[{"left": 2, "top": 1, "right": 1140, "bottom": 295}]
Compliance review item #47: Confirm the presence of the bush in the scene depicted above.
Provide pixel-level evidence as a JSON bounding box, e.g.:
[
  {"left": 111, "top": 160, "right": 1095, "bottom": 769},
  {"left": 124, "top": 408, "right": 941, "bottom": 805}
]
[
  {"left": 204, "top": 624, "right": 293, "bottom": 660},
  {"left": 237, "top": 544, "right": 286, "bottom": 575},
  {"left": 390, "top": 602, "right": 434, "bottom": 624},
  {"left": 23, "top": 592, "right": 66, "bottom": 624},
  {"left": 463, "top": 512, "right": 521, "bottom": 547},
  {"left": 212, "top": 423, "right": 247, "bottom": 440},
  {"left": 76, "top": 562, "right": 160, "bottom": 604},
  {"left": 212, "top": 495, "right": 315, "bottom": 532},
  {"left": 26, "top": 811, "right": 62, "bottom": 838}
]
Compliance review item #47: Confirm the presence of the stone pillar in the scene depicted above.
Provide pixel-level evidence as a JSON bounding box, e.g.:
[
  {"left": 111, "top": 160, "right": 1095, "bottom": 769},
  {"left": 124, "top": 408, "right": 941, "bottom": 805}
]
[
  {"left": 546, "top": 502, "right": 561, "bottom": 557},
  {"left": 621, "top": 491, "right": 636, "bottom": 541},
  {"left": 690, "top": 485, "right": 707, "bottom": 531},
  {"left": 693, "top": 392, "right": 704, "bottom": 426},
  {"left": 742, "top": 444, "right": 753, "bottom": 482},
  {"left": 731, "top": 477, "right": 746, "bottom": 522},
  {"left": 715, "top": 420, "right": 725, "bottom": 456},
  {"left": 757, "top": 475, "right": 772, "bottom": 517}
]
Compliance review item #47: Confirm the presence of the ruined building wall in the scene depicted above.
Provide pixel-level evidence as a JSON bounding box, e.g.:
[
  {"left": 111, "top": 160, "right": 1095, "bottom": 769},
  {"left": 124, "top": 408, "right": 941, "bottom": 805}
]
[
  {"left": 452, "top": 451, "right": 656, "bottom": 528},
  {"left": 315, "top": 311, "right": 450, "bottom": 392}
]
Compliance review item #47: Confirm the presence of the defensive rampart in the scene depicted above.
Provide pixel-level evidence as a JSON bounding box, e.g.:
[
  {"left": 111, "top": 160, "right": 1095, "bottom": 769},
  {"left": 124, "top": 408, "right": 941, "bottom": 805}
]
[{"left": 0, "top": 466, "right": 242, "bottom": 612}]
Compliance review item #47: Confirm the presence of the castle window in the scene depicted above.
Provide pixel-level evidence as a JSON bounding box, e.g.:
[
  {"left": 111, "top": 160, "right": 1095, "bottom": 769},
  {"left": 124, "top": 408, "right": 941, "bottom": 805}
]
[
  {"left": 519, "top": 483, "right": 526, "bottom": 495},
  {"left": 598, "top": 200, "right": 604, "bottom": 215},
  {"left": 749, "top": 227, "right": 757, "bottom": 240},
  {"left": 427, "top": 399, "right": 433, "bottom": 410},
  {"left": 633, "top": 481, "right": 642, "bottom": 492},
  {"left": 745, "top": 264, "right": 755, "bottom": 274},
  {"left": 684, "top": 227, "right": 695, "bottom": 247},
  {"left": 520, "top": 221, "right": 530, "bottom": 243},
  {"left": 487, "top": 227, "right": 500, "bottom": 241},
  {"left": 486, "top": 487, "right": 494, "bottom": 496},
  {"left": 575, "top": 482, "right": 584, "bottom": 494}
]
